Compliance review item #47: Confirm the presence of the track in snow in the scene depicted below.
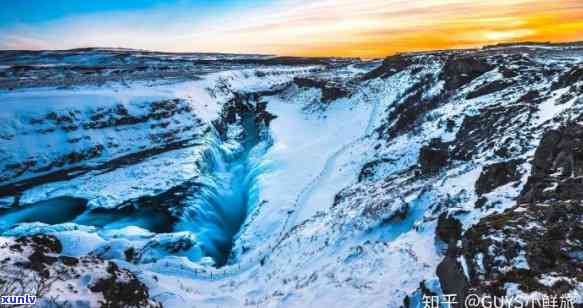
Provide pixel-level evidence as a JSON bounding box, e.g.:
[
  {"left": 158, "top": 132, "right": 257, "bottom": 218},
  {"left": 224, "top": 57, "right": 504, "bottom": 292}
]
[{"left": 272, "top": 88, "right": 381, "bottom": 250}]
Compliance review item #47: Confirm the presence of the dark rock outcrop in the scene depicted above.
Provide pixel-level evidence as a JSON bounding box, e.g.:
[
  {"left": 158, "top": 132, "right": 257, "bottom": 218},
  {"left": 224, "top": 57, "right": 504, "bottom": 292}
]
[
  {"left": 402, "top": 280, "right": 437, "bottom": 308},
  {"left": 451, "top": 104, "right": 535, "bottom": 161},
  {"left": 551, "top": 65, "right": 583, "bottom": 90},
  {"left": 460, "top": 123, "right": 583, "bottom": 300},
  {"left": 462, "top": 201, "right": 582, "bottom": 298},
  {"left": 435, "top": 213, "right": 468, "bottom": 308},
  {"left": 441, "top": 56, "right": 494, "bottom": 91},
  {"left": 521, "top": 124, "right": 583, "bottom": 203},
  {"left": 435, "top": 213, "right": 462, "bottom": 244},
  {"left": 381, "top": 75, "right": 443, "bottom": 138},
  {"left": 418, "top": 138, "right": 449, "bottom": 174},
  {"left": 1, "top": 235, "right": 161, "bottom": 308},
  {"left": 293, "top": 77, "right": 350, "bottom": 102},
  {"left": 255, "top": 101, "right": 278, "bottom": 126},
  {"left": 475, "top": 160, "right": 523, "bottom": 195},
  {"left": 358, "top": 158, "right": 396, "bottom": 182},
  {"left": 214, "top": 91, "right": 276, "bottom": 147},
  {"left": 436, "top": 244, "right": 469, "bottom": 308},
  {"left": 361, "top": 54, "right": 418, "bottom": 80},
  {"left": 465, "top": 80, "right": 513, "bottom": 99},
  {"left": 90, "top": 262, "right": 158, "bottom": 308}
]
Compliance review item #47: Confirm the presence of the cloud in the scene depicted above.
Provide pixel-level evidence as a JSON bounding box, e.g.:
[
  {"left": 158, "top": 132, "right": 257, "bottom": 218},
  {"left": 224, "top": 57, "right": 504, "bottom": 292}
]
[{"left": 0, "top": 34, "right": 49, "bottom": 50}]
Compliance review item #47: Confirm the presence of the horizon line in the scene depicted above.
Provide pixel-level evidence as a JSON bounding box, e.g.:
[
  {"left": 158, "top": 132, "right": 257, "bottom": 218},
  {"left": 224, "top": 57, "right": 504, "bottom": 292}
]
[{"left": 1, "top": 40, "right": 582, "bottom": 60}]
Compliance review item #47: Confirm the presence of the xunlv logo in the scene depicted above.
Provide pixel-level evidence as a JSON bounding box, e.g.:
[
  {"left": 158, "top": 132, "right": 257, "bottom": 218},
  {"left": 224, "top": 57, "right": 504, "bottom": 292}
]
[{"left": 0, "top": 295, "right": 37, "bottom": 305}]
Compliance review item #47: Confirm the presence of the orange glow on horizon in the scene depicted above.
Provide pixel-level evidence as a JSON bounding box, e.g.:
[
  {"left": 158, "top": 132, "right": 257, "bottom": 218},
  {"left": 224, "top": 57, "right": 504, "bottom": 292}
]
[{"left": 271, "top": 0, "right": 583, "bottom": 58}]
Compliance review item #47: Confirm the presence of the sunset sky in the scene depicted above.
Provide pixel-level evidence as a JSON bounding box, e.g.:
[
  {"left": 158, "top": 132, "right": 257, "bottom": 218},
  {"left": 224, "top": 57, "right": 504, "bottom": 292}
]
[{"left": 1, "top": 0, "right": 582, "bottom": 58}]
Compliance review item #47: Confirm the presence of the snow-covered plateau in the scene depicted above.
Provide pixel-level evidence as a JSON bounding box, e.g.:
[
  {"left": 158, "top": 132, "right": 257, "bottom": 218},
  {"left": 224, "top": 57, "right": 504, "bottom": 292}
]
[{"left": 0, "top": 44, "right": 581, "bottom": 307}]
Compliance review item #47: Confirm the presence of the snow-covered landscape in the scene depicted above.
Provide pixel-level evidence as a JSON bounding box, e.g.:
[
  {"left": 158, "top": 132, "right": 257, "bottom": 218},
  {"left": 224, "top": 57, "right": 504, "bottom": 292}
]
[{"left": 0, "top": 43, "right": 582, "bottom": 307}]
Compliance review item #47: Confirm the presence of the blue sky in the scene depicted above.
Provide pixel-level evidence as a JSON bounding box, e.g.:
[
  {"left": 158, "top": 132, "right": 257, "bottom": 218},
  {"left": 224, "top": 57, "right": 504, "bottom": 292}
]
[
  {"left": 1, "top": 1, "right": 153, "bottom": 26},
  {"left": 0, "top": 0, "right": 268, "bottom": 27}
]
